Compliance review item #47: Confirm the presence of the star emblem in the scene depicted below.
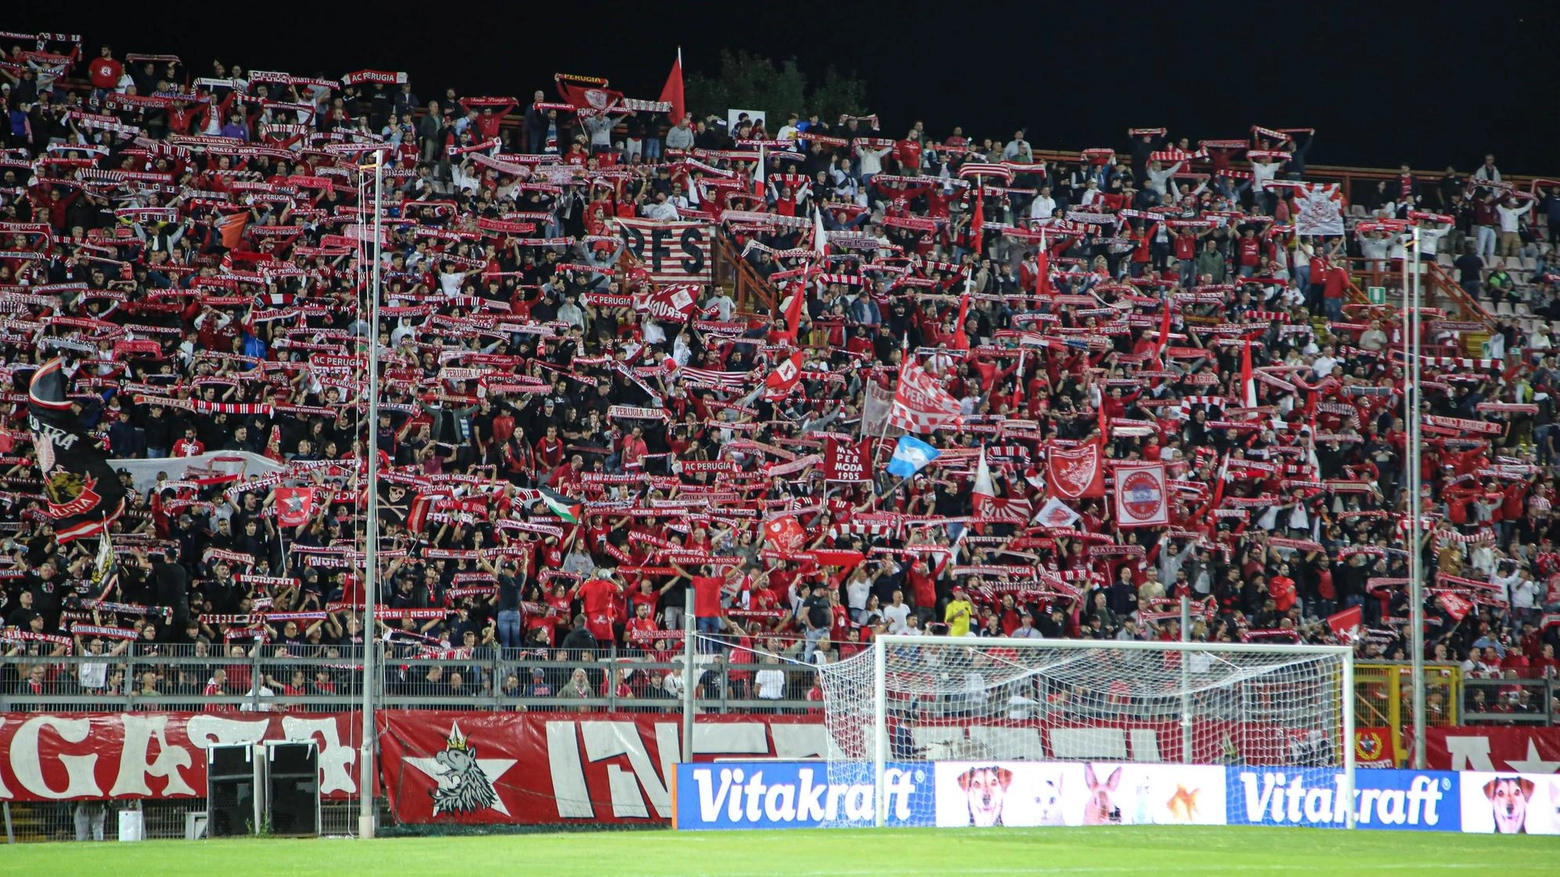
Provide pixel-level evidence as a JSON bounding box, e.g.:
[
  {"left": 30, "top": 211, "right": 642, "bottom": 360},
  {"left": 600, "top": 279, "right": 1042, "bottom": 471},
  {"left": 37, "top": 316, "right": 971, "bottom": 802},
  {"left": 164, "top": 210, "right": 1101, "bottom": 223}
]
[
  {"left": 1504, "top": 739, "right": 1560, "bottom": 774},
  {"left": 403, "top": 722, "right": 518, "bottom": 815}
]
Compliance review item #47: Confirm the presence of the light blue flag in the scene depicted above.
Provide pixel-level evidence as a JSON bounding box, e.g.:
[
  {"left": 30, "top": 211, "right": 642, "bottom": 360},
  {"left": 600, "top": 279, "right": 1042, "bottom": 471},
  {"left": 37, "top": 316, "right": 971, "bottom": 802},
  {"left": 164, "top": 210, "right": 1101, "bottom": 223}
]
[{"left": 886, "top": 435, "right": 941, "bottom": 478}]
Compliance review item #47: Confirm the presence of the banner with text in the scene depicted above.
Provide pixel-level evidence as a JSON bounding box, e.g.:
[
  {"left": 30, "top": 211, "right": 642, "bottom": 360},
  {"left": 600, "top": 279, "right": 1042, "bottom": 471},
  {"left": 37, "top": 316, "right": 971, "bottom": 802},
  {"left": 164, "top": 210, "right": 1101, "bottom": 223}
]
[
  {"left": 0, "top": 712, "right": 360, "bottom": 802},
  {"left": 376, "top": 711, "right": 825, "bottom": 825}
]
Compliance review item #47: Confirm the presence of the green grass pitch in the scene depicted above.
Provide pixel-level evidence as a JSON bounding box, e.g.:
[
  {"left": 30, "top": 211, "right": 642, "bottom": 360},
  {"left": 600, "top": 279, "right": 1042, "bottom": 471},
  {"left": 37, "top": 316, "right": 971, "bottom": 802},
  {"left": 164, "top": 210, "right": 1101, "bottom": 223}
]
[{"left": 4, "top": 826, "right": 1558, "bottom": 876}]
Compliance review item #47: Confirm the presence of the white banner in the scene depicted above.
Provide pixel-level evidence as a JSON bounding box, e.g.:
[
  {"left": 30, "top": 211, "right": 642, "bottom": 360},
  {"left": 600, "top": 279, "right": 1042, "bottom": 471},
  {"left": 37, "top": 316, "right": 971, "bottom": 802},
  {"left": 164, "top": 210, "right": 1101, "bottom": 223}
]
[
  {"left": 1293, "top": 183, "right": 1345, "bottom": 237},
  {"left": 111, "top": 451, "right": 286, "bottom": 495},
  {"left": 1112, "top": 462, "right": 1169, "bottom": 528}
]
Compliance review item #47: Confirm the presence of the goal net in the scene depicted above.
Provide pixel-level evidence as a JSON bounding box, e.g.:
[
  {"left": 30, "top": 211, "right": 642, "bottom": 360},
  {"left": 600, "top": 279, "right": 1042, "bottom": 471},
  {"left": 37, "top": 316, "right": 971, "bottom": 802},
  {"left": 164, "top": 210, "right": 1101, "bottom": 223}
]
[{"left": 816, "top": 635, "right": 1354, "bottom": 828}]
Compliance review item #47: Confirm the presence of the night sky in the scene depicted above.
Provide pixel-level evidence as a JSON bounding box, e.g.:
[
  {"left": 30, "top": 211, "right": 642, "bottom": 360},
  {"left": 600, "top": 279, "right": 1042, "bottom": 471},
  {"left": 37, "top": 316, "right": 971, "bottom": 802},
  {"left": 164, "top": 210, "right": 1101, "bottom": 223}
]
[{"left": 14, "top": 0, "right": 1557, "bottom": 174}]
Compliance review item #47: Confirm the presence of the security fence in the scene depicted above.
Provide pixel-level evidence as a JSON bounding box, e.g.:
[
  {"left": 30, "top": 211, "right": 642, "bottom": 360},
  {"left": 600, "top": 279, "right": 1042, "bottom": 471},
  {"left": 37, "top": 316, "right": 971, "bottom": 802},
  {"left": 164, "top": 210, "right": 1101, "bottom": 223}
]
[{"left": 0, "top": 639, "right": 822, "bottom": 715}]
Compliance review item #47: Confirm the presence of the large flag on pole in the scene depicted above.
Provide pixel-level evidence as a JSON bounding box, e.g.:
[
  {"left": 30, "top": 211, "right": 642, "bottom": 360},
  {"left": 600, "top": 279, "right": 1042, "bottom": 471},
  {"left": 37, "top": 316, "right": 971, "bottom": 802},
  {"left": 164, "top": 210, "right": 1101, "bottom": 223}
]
[
  {"left": 971, "top": 446, "right": 996, "bottom": 518},
  {"left": 886, "top": 435, "right": 941, "bottom": 477},
  {"left": 971, "top": 446, "right": 1033, "bottom": 524},
  {"left": 658, "top": 48, "right": 685, "bottom": 125},
  {"left": 27, "top": 358, "right": 126, "bottom": 543},
  {"left": 778, "top": 280, "right": 805, "bottom": 344},
  {"left": 889, "top": 359, "right": 963, "bottom": 434},
  {"left": 812, "top": 204, "right": 828, "bottom": 258},
  {"left": 951, "top": 285, "right": 971, "bottom": 351}
]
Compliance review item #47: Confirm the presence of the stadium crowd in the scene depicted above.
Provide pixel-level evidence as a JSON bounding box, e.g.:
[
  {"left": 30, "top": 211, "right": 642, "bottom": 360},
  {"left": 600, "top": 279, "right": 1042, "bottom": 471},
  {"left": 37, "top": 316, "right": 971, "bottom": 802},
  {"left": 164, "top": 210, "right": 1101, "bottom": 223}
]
[{"left": 1, "top": 33, "right": 1559, "bottom": 719}]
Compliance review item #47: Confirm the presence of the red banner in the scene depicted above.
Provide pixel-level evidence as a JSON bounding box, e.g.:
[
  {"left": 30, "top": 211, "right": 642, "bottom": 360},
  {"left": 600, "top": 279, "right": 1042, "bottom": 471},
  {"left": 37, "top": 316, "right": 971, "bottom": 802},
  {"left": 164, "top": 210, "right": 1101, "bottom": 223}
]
[
  {"left": 823, "top": 436, "right": 872, "bottom": 483},
  {"left": 1425, "top": 727, "right": 1560, "bottom": 773},
  {"left": 0, "top": 712, "right": 360, "bottom": 801},
  {"left": 376, "top": 711, "right": 825, "bottom": 825}
]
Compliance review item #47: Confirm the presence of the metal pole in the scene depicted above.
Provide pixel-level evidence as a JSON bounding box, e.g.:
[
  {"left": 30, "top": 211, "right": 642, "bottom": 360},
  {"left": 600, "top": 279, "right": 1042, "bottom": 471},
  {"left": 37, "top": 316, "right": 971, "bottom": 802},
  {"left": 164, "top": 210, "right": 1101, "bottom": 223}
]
[
  {"left": 359, "top": 151, "right": 384, "bottom": 840},
  {"left": 1179, "top": 594, "right": 1192, "bottom": 763},
  {"left": 681, "top": 589, "right": 696, "bottom": 762},
  {"left": 1343, "top": 649, "right": 1357, "bottom": 829},
  {"left": 3, "top": 801, "right": 13, "bottom": 844},
  {"left": 1408, "top": 226, "right": 1426, "bottom": 770},
  {"left": 872, "top": 635, "right": 888, "bottom": 827}
]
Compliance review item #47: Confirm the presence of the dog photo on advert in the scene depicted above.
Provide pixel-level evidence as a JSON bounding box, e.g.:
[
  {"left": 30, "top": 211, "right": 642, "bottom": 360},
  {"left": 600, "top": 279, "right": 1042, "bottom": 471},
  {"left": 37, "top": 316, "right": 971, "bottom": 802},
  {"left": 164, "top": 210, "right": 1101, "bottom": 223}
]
[{"left": 1459, "top": 772, "right": 1558, "bottom": 835}]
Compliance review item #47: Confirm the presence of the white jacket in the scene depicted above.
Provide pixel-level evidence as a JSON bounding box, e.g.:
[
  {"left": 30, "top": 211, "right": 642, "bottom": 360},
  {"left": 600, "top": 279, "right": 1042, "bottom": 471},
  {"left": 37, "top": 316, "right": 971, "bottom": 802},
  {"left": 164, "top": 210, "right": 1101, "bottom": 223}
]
[{"left": 855, "top": 145, "right": 892, "bottom": 175}]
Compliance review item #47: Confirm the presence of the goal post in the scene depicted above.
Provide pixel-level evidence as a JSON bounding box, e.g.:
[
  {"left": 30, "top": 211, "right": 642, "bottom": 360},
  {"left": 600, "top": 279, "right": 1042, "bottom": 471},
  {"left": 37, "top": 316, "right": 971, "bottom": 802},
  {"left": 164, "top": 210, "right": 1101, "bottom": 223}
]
[{"left": 816, "top": 635, "right": 1354, "bottom": 829}]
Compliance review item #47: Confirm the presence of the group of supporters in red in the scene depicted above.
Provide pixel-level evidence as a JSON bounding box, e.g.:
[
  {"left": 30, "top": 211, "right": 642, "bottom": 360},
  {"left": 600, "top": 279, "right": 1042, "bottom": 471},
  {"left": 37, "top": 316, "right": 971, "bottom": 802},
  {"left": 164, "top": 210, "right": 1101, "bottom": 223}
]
[{"left": 2, "top": 33, "right": 1560, "bottom": 717}]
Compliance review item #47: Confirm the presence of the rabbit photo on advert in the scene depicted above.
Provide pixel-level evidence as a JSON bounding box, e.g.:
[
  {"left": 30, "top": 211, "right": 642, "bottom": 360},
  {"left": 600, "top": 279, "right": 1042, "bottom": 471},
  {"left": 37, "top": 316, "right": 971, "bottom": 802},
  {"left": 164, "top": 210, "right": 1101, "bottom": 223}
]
[{"left": 1083, "top": 764, "right": 1123, "bottom": 826}]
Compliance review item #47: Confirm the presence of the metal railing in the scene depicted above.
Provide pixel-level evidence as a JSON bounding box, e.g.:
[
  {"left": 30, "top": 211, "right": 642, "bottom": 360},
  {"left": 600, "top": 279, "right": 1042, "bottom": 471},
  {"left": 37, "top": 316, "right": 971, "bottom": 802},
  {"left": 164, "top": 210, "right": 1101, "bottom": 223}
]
[
  {"left": 0, "top": 642, "right": 821, "bottom": 715},
  {"left": 1461, "top": 675, "right": 1559, "bottom": 726}
]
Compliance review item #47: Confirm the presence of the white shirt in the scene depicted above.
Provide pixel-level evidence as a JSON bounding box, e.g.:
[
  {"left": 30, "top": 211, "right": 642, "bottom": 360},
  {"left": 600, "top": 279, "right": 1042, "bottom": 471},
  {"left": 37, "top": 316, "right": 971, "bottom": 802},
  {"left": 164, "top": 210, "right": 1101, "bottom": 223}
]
[
  {"left": 645, "top": 201, "right": 680, "bottom": 221},
  {"left": 79, "top": 660, "right": 108, "bottom": 690},
  {"left": 1496, "top": 204, "right": 1529, "bottom": 233},
  {"left": 883, "top": 602, "right": 911, "bottom": 634},
  {"left": 1029, "top": 195, "right": 1057, "bottom": 220},
  {"left": 845, "top": 576, "right": 871, "bottom": 611},
  {"left": 707, "top": 294, "right": 735, "bottom": 321},
  {"left": 755, "top": 668, "right": 786, "bottom": 699}
]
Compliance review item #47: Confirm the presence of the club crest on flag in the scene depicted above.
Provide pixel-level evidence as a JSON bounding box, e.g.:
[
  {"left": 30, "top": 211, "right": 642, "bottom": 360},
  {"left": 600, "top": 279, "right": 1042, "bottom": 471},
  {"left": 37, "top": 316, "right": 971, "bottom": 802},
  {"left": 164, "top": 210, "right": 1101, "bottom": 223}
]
[
  {"left": 1046, "top": 441, "right": 1104, "bottom": 499},
  {"left": 763, "top": 514, "right": 806, "bottom": 553}
]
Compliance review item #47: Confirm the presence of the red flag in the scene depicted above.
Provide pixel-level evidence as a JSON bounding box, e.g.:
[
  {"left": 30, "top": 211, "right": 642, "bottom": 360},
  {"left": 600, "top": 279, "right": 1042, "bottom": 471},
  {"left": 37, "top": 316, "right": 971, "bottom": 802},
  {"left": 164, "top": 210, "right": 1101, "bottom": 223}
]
[
  {"left": 274, "top": 487, "right": 315, "bottom": 528},
  {"left": 763, "top": 350, "right": 805, "bottom": 401},
  {"left": 951, "top": 288, "right": 971, "bottom": 351},
  {"left": 555, "top": 78, "right": 623, "bottom": 117},
  {"left": 822, "top": 436, "right": 872, "bottom": 483},
  {"left": 1326, "top": 605, "right": 1363, "bottom": 641},
  {"left": 1241, "top": 336, "right": 1257, "bottom": 408},
  {"left": 888, "top": 359, "right": 964, "bottom": 434},
  {"left": 1045, "top": 441, "right": 1105, "bottom": 499},
  {"left": 971, "top": 192, "right": 984, "bottom": 255},
  {"left": 1437, "top": 592, "right": 1471, "bottom": 622},
  {"left": 763, "top": 514, "right": 806, "bottom": 554},
  {"left": 658, "top": 48, "right": 685, "bottom": 127},
  {"left": 778, "top": 281, "right": 805, "bottom": 344},
  {"left": 645, "top": 282, "right": 700, "bottom": 323}
]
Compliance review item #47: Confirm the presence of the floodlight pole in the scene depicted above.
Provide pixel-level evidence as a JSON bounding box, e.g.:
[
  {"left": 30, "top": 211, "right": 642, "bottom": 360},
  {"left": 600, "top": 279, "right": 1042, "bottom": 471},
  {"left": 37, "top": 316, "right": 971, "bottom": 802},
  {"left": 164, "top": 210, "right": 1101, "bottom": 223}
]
[
  {"left": 1407, "top": 226, "right": 1426, "bottom": 769},
  {"left": 359, "top": 149, "right": 385, "bottom": 840}
]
